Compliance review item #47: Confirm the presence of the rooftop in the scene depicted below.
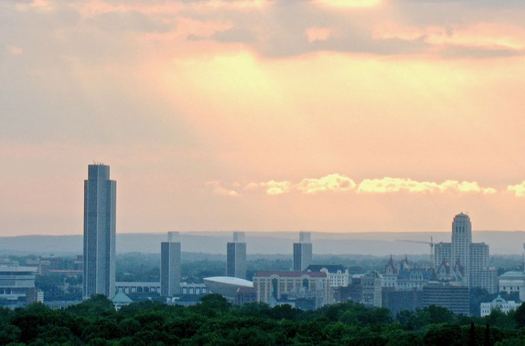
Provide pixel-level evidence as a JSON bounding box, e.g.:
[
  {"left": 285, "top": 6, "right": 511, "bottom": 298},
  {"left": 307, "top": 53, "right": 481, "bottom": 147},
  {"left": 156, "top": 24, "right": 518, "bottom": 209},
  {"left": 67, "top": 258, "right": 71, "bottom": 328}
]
[
  {"left": 203, "top": 276, "right": 254, "bottom": 288},
  {"left": 500, "top": 271, "right": 525, "bottom": 279},
  {"left": 0, "top": 266, "right": 38, "bottom": 273},
  {"left": 306, "top": 265, "right": 347, "bottom": 273},
  {"left": 112, "top": 292, "right": 133, "bottom": 304},
  {"left": 255, "top": 271, "right": 327, "bottom": 278},
  {"left": 115, "top": 281, "right": 160, "bottom": 287}
]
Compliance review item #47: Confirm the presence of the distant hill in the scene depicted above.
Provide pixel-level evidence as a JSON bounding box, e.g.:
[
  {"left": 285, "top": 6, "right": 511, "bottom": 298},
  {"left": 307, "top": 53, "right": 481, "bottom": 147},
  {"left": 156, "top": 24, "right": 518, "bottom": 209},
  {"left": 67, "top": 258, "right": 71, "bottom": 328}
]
[{"left": 1, "top": 231, "right": 524, "bottom": 256}]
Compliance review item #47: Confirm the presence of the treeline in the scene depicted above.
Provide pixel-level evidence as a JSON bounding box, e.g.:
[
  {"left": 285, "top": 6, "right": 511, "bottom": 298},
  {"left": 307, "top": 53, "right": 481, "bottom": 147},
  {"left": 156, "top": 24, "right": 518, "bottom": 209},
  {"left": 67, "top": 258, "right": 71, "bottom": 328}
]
[{"left": 2, "top": 295, "right": 525, "bottom": 345}]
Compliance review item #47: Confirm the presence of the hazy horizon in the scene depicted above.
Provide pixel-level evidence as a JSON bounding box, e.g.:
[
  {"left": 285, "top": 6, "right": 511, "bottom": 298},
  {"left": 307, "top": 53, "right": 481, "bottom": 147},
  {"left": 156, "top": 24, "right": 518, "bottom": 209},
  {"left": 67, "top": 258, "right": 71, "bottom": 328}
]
[
  {"left": 2, "top": 230, "right": 525, "bottom": 255},
  {"left": 2, "top": 1, "right": 525, "bottom": 235},
  {"left": 3, "top": 229, "right": 525, "bottom": 237}
]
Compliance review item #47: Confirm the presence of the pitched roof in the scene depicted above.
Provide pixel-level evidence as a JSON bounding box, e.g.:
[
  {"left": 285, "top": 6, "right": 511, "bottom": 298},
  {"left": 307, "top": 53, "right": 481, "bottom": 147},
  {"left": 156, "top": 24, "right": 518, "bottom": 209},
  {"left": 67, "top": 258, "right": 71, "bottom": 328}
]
[{"left": 112, "top": 292, "right": 133, "bottom": 304}]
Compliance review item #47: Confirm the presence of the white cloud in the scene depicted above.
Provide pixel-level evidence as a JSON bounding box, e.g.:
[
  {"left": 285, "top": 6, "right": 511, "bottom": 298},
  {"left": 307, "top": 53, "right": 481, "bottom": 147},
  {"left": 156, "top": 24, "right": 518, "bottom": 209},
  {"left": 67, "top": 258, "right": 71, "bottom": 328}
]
[
  {"left": 205, "top": 181, "right": 239, "bottom": 197},
  {"left": 262, "top": 180, "right": 292, "bottom": 195},
  {"left": 296, "top": 174, "right": 356, "bottom": 194},
  {"left": 508, "top": 181, "right": 525, "bottom": 197},
  {"left": 357, "top": 177, "right": 496, "bottom": 194},
  {"left": 243, "top": 180, "right": 291, "bottom": 195},
  {"left": 213, "top": 175, "right": 497, "bottom": 196}
]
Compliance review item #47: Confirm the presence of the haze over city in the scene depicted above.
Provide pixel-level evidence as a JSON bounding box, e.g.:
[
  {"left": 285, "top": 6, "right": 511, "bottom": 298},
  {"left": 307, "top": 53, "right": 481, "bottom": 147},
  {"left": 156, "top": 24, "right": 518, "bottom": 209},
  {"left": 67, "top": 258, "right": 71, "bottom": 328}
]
[
  {"left": 6, "top": 2, "right": 525, "bottom": 344},
  {"left": 2, "top": 0, "right": 525, "bottom": 236}
]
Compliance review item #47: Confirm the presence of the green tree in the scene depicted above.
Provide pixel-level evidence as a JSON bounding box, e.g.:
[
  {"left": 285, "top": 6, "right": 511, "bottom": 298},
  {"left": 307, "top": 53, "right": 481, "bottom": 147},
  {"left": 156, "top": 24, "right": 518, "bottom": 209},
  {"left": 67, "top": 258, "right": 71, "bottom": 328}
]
[
  {"left": 0, "top": 324, "right": 21, "bottom": 344},
  {"left": 423, "top": 325, "right": 463, "bottom": 346},
  {"left": 514, "top": 302, "right": 525, "bottom": 327}
]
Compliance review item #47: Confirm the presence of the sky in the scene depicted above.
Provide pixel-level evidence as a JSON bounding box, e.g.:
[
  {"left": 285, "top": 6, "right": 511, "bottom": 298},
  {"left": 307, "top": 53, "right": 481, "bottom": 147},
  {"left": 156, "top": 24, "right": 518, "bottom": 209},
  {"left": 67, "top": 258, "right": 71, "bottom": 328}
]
[{"left": 1, "top": 0, "right": 525, "bottom": 236}]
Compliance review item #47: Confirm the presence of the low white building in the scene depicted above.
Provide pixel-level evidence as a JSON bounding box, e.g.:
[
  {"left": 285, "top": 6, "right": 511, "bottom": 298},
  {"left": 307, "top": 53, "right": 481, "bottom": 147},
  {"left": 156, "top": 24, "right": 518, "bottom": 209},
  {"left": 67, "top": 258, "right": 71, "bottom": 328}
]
[
  {"left": 306, "top": 265, "right": 350, "bottom": 287},
  {"left": 253, "top": 271, "right": 330, "bottom": 309},
  {"left": 480, "top": 296, "right": 520, "bottom": 317},
  {"left": 499, "top": 271, "right": 525, "bottom": 301}
]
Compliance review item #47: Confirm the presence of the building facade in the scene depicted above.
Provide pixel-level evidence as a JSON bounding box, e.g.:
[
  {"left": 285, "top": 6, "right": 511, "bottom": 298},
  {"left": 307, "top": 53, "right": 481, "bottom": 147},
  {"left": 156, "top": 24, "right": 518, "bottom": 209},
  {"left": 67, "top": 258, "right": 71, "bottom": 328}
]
[
  {"left": 470, "top": 243, "right": 489, "bottom": 288},
  {"left": 382, "top": 257, "right": 435, "bottom": 290},
  {"left": 83, "top": 164, "right": 116, "bottom": 299},
  {"left": 161, "top": 232, "right": 182, "bottom": 297},
  {"left": 306, "top": 265, "right": 350, "bottom": 287},
  {"left": 116, "top": 282, "right": 161, "bottom": 295},
  {"left": 383, "top": 256, "right": 398, "bottom": 288},
  {"left": 480, "top": 268, "right": 499, "bottom": 294},
  {"left": 293, "top": 232, "right": 313, "bottom": 272},
  {"left": 253, "top": 271, "right": 330, "bottom": 309},
  {"left": 481, "top": 296, "right": 520, "bottom": 317},
  {"left": 499, "top": 271, "right": 525, "bottom": 301},
  {"left": 0, "top": 266, "right": 42, "bottom": 308},
  {"left": 226, "top": 232, "right": 247, "bottom": 279},
  {"left": 382, "top": 288, "right": 423, "bottom": 315},
  {"left": 434, "top": 243, "right": 452, "bottom": 270},
  {"left": 422, "top": 283, "right": 470, "bottom": 316},
  {"left": 361, "top": 271, "right": 383, "bottom": 308}
]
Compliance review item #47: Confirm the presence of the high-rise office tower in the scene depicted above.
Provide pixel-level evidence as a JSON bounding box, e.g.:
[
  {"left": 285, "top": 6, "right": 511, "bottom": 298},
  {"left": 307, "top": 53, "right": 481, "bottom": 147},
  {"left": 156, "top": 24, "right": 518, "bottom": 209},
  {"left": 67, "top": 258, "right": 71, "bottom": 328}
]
[
  {"left": 451, "top": 213, "right": 472, "bottom": 286},
  {"left": 293, "top": 232, "right": 312, "bottom": 272},
  {"left": 226, "top": 232, "right": 247, "bottom": 279},
  {"left": 434, "top": 213, "right": 490, "bottom": 288},
  {"left": 83, "top": 164, "right": 116, "bottom": 299},
  {"left": 161, "top": 232, "right": 182, "bottom": 297}
]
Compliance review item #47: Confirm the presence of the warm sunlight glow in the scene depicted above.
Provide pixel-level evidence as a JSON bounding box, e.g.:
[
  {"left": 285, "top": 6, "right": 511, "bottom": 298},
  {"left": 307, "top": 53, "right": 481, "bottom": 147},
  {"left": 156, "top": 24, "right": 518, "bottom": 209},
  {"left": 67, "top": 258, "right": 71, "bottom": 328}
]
[
  {"left": 317, "top": 0, "right": 383, "bottom": 9},
  {"left": 4, "top": 0, "right": 525, "bottom": 235}
]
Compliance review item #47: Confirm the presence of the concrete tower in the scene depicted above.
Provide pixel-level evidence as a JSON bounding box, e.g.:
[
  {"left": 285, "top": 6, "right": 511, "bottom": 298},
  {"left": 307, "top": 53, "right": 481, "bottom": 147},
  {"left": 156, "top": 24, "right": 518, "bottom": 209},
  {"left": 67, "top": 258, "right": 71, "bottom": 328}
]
[
  {"left": 226, "top": 232, "right": 247, "bottom": 279},
  {"left": 451, "top": 213, "right": 472, "bottom": 286},
  {"left": 83, "top": 164, "right": 116, "bottom": 299},
  {"left": 161, "top": 232, "right": 182, "bottom": 297},
  {"left": 293, "top": 232, "right": 313, "bottom": 271}
]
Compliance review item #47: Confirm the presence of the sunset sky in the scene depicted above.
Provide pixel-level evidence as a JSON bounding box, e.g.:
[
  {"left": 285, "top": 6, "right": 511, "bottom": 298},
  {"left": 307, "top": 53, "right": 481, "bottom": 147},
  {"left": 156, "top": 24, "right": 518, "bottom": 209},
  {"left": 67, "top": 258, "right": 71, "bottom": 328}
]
[{"left": 2, "top": 0, "right": 525, "bottom": 235}]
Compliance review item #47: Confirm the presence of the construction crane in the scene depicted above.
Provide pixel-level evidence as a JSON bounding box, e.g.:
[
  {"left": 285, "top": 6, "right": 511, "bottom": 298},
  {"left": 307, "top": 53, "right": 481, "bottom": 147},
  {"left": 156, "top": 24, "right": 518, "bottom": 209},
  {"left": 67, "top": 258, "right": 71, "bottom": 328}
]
[{"left": 396, "top": 237, "right": 435, "bottom": 268}]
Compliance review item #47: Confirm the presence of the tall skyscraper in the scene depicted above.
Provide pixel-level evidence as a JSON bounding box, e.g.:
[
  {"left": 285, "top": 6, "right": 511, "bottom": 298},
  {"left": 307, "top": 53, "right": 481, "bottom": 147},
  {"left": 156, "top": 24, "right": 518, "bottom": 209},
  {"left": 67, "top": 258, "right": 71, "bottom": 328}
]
[
  {"left": 451, "top": 213, "right": 472, "bottom": 286},
  {"left": 433, "top": 213, "right": 490, "bottom": 288},
  {"left": 226, "top": 232, "right": 247, "bottom": 279},
  {"left": 293, "top": 232, "right": 312, "bottom": 272},
  {"left": 83, "top": 164, "right": 116, "bottom": 299},
  {"left": 161, "top": 232, "right": 182, "bottom": 297}
]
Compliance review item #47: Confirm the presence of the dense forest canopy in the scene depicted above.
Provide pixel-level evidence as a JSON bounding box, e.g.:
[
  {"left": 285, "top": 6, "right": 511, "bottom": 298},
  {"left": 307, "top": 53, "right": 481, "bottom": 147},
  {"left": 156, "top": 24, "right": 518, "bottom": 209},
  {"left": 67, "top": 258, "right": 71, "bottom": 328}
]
[{"left": 2, "top": 294, "right": 525, "bottom": 345}]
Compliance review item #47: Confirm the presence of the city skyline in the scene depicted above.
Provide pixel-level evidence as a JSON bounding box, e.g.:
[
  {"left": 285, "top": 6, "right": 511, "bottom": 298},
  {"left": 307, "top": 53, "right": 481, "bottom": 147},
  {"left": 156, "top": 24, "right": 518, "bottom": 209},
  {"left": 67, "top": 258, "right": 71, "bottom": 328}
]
[
  {"left": 2, "top": 0, "right": 525, "bottom": 235},
  {"left": 3, "top": 1, "right": 525, "bottom": 343}
]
